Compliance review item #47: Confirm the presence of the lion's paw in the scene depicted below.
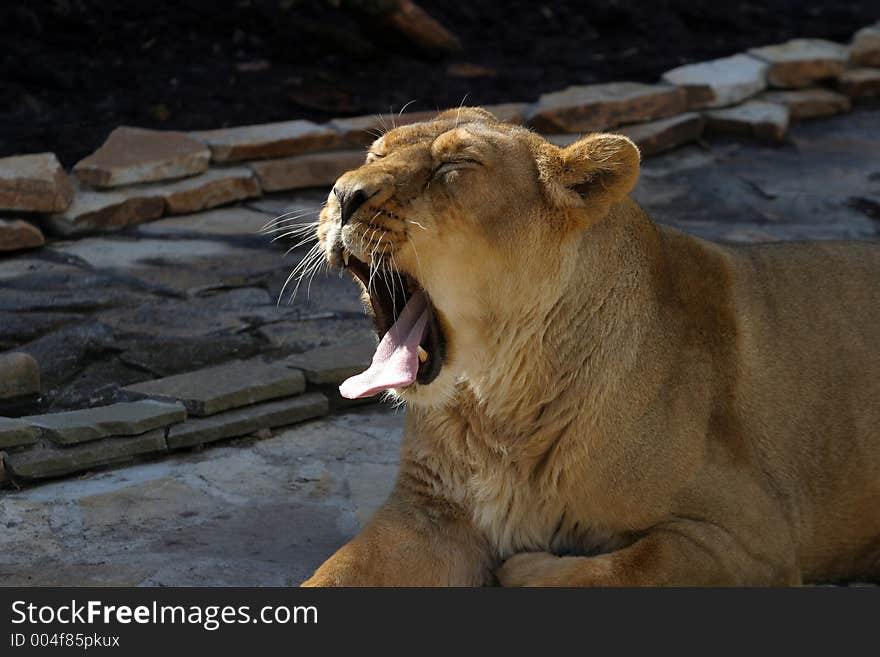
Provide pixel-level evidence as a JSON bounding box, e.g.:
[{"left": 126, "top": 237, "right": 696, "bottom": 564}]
[{"left": 496, "top": 551, "right": 567, "bottom": 587}]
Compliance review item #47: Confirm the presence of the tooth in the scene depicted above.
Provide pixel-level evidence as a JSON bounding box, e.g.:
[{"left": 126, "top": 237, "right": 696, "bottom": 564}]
[
  {"left": 418, "top": 346, "right": 428, "bottom": 363},
  {"left": 342, "top": 250, "right": 350, "bottom": 266}
]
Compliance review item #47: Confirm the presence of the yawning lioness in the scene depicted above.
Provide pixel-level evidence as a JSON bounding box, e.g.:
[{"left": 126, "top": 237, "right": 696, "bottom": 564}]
[{"left": 302, "top": 107, "right": 880, "bottom": 586}]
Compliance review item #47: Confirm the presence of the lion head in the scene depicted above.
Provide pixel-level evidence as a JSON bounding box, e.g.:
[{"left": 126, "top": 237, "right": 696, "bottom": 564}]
[{"left": 316, "top": 107, "right": 640, "bottom": 407}]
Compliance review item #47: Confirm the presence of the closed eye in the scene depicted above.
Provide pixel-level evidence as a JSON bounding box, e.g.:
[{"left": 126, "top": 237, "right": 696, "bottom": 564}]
[{"left": 432, "top": 158, "right": 481, "bottom": 178}]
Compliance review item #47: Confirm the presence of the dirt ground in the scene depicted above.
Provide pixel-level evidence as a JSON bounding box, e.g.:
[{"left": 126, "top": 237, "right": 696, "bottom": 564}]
[{"left": 1, "top": 0, "right": 874, "bottom": 165}]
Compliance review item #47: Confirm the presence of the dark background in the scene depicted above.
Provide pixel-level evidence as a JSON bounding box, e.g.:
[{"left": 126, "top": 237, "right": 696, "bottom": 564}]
[{"left": 1, "top": 0, "right": 874, "bottom": 165}]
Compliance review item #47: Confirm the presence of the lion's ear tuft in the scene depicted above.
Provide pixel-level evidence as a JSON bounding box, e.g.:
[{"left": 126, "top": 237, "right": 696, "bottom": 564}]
[{"left": 538, "top": 133, "right": 641, "bottom": 224}]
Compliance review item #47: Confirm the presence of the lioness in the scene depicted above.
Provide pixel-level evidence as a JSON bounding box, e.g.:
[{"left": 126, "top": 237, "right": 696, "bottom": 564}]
[{"left": 303, "top": 107, "right": 880, "bottom": 586}]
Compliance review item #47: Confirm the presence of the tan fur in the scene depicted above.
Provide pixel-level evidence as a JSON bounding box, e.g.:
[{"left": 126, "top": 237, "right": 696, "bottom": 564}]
[{"left": 303, "top": 107, "right": 880, "bottom": 586}]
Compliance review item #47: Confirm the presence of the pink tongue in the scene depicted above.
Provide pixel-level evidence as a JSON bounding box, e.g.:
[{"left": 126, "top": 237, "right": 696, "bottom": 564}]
[{"left": 339, "top": 291, "right": 430, "bottom": 399}]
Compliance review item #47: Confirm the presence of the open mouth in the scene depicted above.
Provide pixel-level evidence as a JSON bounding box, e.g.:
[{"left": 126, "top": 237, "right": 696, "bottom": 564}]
[{"left": 337, "top": 249, "right": 445, "bottom": 398}]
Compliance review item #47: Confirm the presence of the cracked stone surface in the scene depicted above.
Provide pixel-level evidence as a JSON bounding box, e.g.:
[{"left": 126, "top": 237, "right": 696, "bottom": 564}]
[{"left": 0, "top": 407, "right": 403, "bottom": 585}]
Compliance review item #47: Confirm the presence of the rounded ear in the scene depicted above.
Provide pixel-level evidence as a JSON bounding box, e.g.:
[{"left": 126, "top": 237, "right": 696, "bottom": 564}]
[
  {"left": 535, "top": 133, "right": 641, "bottom": 224},
  {"left": 434, "top": 106, "right": 499, "bottom": 125}
]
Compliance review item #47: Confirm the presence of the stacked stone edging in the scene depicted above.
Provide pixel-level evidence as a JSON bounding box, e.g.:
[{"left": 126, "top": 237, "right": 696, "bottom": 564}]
[
  {"left": 1, "top": 23, "right": 878, "bottom": 252},
  {"left": 1, "top": 24, "right": 880, "bottom": 485},
  {"left": 0, "top": 344, "right": 377, "bottom": 484}
]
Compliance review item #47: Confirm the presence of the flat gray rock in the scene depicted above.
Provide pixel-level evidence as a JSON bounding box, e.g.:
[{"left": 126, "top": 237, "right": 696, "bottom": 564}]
[
  {"left": 482, "top": 102, "right": 529, "bottom": 125},
  {"left": 250, "top": 150, "right": 365, "bottom": 192},
  {"left": 153, "top": 167, "right": 261, "bottom": 214},
  {"left": 849, "top": 24, "right": 880, "bottom": 67},
  {"left": 45, "top": 183, "right": 165, "bottom": 237},
  {"left": 123, "top": 359, "right": 306, "bottom": 417},
  {"left": 330, "top": 111, "right": 438, "bottom": 146},
  {"left": 704, "top": 100, "right": 790, "bottom": 143},
  {"left": 0, "top": 352, "right": 40, "bottom": 400},
  {"left": 836, "top": 68, "right": 880, "bottom": 99},
  {"left": 166, "top": 392, "right": 328, "bottom": 449},
  {"left": 0, "top": 417, "right": 40, "bottom": 449},
  {"left": 24, "top": 400, "right": 186, "bottom": 445},
  {"left": 0, "top": 152, "right": 74, "bottom": 212},
  {"left": 748, "top": 39, "right": 847, "bottom": 88},
  {"left": 246, "top": 189, "right": 329, "bottom": 216},
  {"left": 0, "top": 219, "right": 45, "bottom": 253},
  {"left": 618, "top": 113, "right": 705, "bottom": 156},
  {"left": 192, "top": 120, "right": 342, "bottom": 162},
  {"left": 52, "top": 236, "right": 257, "bottom": 270},
  {"left": 73, "top": 127, "right": 211, "bottom": 188},
  {"left": 284, "top": 340, "right": 374, "bottom": 385},
  {"left": 527, "top": 82, "right": 688, "bottom": 133},
  {"left": 4, "top": 429, "right": 167, "bottom": 480},
  {"left": 759, "top": 88, "right": 851, "bottom": 120},
  {"left": 661, "top": 54, "right": 768, "bottom": 108},
  {"left": 135, "top": 207, "right": 272, "bottom": 237}
]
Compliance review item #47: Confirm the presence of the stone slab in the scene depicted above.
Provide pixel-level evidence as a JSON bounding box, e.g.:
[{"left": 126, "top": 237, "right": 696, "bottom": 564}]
[
  {"left": 704, "top": 100, "right": 790, "bottom": 143},
  {"left": 192, "top": 120, "right": 342, "bottom": 163},
  {"left": 835, "top": 68, "right": 880, "bottom": 99},
  {"left": 617, "top": 113, "right": 705, "bottom": 156},
  {"left": 135, "top": 207, "right": 272, "bottom": 237},
  {"left": 3, "top": 429, "right": 167, "bottom": 480},
  {"left": 250, "top": 151, "right": 365, "bottom": 192},
  {"left": 527, "top": 82, "right": 688, "bottom": 133},
  {"left": 482, "top": 102, "right": 529, "bottom": 125},
  {"left": 52, "top": 236, "right": 256, "bottom": 271},
  {"left": 283, "top": 340, "right": 375, "bottom": 385},
  {"left": 0, "top": 417, "right": 40, "bottom": 449},
  {"left": 0, "top": 352, "right": 40, "bottom": 400},
  {"left": 166, "top": 392, "right": 328, "bottom": 449},
  {"left": 330, "top": 111, "right": 439, "bottom": 146},
  {"left": 156, "top": 167, "right": 261, "bottom": 214},
  {"left": 45, "top": 184, "right": 165, "bottom": 237},
  {"left": 759, "top": 88, "right": 851, "bottom": 120},
  {"left": 73, "top": 127, "right": 211, "bottom": 188},
  {"left": 748, "top": 39, "right": 848, "bottom": 88},
  {"left": 24, "top": 401, "right": 186, "bottom": 445},
  {"left": 661, "top": 54, "right": 769, "bottom": 108},
  {"left": 0, "top": 219, "right": 44, "bottom": 252},
  {"left": 849, "top": 24, "right": 880, "bottom": 67},
  {"left": 0, "top": 152, "right": 74, "bottom": 212},
  {"left": 123, "top": 359, "right": 306, "bottom": 417},
  {"left": 245, "top": 189, "right": 329, "bottom": 216}
]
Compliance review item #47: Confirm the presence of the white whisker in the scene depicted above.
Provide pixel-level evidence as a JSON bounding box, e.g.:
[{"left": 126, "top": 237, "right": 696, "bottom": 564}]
[{"left": 259, "top": 207, "right": 321, "bottom": 232}]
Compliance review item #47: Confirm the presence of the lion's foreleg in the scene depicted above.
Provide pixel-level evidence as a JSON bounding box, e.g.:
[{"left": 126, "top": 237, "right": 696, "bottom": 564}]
[
  {"left": 301, "top": 488, "right": 492, "bottom": 587},
  {"left": 496, "top": 522, "right": 801, "bottom": 587}
]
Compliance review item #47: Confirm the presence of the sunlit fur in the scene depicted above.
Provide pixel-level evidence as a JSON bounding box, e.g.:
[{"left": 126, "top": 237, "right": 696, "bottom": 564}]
[{"left": 304, "top": 107, "right": 880, "bottom": 586}]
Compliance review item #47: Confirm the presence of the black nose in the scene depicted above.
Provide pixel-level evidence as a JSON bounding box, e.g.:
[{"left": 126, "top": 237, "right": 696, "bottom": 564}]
[{"left": 334, "top": 186, "right": 369, "bottom": 226}]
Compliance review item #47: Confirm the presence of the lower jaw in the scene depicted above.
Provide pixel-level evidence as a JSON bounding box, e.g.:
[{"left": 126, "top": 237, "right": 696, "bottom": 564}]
[{"left": 415, "top": 305, "right": 445, "bottom": 386}]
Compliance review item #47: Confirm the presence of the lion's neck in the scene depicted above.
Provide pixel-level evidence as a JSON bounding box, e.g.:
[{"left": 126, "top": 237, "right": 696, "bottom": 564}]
[{"left": 461, "top": 198, "right": 663, "bottom": 446}]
